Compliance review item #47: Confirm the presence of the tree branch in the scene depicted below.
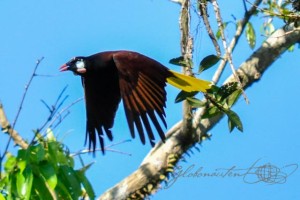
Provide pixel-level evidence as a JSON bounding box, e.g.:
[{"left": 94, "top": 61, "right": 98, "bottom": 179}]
[
  {"left": 0, "top": 103, "right": 28, "bottom": 149},
  {"left": 211, "top": 0, "right": 250, "bottom": 103},
  {"left": 0, "top": 57, "right": 44, "bottom": 152},
  {"left": 179, "top": 0, "right": 194, "bottom": 139},
  {"left": 212, "top": 0, "right": 263, "bottom": 84},
  {"left": 98, "top": 23, "right": 300, "bottom": 200},
  {"left": 198, "top": 0, "right": 221, "bottom": 57}
]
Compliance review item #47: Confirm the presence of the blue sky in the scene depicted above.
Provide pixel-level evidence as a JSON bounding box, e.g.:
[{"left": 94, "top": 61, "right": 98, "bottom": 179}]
[{"left": 0, "top": 1, "right": 299, "bottom": 199}]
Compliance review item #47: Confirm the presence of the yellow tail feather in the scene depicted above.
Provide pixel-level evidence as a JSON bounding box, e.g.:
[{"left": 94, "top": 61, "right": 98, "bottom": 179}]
[{"left": 167, "top": 70, "right": 211, "bottom": 92}]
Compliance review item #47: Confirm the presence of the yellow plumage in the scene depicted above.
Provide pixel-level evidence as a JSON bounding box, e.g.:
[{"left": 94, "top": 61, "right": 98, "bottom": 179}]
[{"left": 167, "top": 70, "right": 211, "bottom": 92}]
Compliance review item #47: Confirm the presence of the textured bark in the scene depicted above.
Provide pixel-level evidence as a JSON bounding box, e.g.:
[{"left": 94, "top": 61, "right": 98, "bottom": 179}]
[{"left": 0, "top": 103, "right": 28, "bottom": 149}]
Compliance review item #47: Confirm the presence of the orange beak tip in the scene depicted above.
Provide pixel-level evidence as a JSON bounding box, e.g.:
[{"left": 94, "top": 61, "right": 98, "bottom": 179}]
[{"left": 59, "top": 64, "right": 68, "bottom": 72}]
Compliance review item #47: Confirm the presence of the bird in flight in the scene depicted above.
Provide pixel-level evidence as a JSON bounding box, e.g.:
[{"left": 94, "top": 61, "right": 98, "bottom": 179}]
[{"left": 60, "top": 50, "right": 211, "bottom": 153}]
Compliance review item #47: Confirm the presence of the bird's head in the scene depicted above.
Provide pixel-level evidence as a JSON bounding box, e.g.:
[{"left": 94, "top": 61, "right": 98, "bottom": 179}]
[{"left": 60, "top": 57, "right": 88, "bottom": 75}]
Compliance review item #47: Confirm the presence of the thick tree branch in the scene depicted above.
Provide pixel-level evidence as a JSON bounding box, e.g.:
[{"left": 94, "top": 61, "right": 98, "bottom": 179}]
[
  {"left": 0, "top": 102, "right": 28, "bottom": 149},
  {"left": 99, "top": 23, "right": 300, "bottom": 200},
  {"left": 179, "top": 0, "right": 194, "bottom": 139}
]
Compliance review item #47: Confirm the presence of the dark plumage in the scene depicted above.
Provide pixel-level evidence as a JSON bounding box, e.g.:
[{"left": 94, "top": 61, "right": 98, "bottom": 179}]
[
  {"left": 60, "top": 50, "right": 211, "bottom": 153},
  {"left": 61, "top": 51, "right": 171, "bottom": 153}
]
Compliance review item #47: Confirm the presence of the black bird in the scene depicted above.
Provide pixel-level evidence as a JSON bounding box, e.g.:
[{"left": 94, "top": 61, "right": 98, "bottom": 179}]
[{"left": 60, "top": 50, "right": 211, "bottom": 153}]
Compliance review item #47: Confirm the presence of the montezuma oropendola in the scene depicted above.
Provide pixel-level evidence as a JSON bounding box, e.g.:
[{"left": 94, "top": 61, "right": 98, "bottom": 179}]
[{"left": 60, "top": 51, "right": 211, "bottom": 153}]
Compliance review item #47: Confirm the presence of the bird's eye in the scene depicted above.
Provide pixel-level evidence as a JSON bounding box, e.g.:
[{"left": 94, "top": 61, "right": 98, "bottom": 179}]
[{"left": 75, "top": 60, "right": 85, "bottom": 69}]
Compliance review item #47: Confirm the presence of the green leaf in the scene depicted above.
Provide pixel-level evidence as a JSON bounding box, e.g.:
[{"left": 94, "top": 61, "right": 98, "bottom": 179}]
[
  {"left": 22, "top": 168, "right": 34, "bottom": 200},
  {"left": 186, "top": 97, "right": 206, "bottom": 108},
  {"left": 198, "top": 55, "right": 221, "bottom": 73},
  {"left": 48, "top": 141, "right": 73, "bottom": 167},
  {"left": 202, "top": 106, "right": 221, "bottom": 119},
  {"left": 39, "top": 163, "right": 57, "bottom": 190},
  {"left": 225, "top": 110, "right": 243, "bottom": 132},
  {"left": 288, "top": 44, "right": 295, "bottom": 52},
  {"left": 16, "top": 170, "right": 25, "bottom": 197},
  {"left": 0, "top": 193, "right": 5, "bottom": 200},
  {"left": 4, "top": 153, "right": 17, "bottom": 173},
  {"left": 227, "top": 89, "right": 242, "bottom": 108},
  {"left": 32, "top": 175, "right": 55, "bottom": 200},
  {"left": 17, "top": 160, "right": 27, "bottom": 173},
  {"left": 216, "top": 22, "right": 228, "bottom": 40},
  {"left": 228, "top": 117, "right": 234, "bottom": 132},
  {"left": 59, "top": 166, "right": 81, "bottom": 199},
  {"left": 216, "top": 82, "right": 239, "bottom": 101},
  {"left": 246, "top": 22, "right": 256, "bottom": 49},
  {"left": 29, "top": 144, "right": 45, "bottom": 163},
  {"left": 175, "top": 90, "right": 198, "bottom": 103},
  {"left": 56, "top": 181, "right": 73, "bottom": 200},
  {"left": 17, "top": 149, "right": 28, "bottom": 161},
  {"left": 206, "top": 85, "right": 220, "bottom": 95},
  {"left": 169, "top": 56, "right": 193, "bottom": 67},
  {"left": 15, "top": 166, "right": 33, "bottom": 200},
  {"left": 78, "top": 162, "right": 94, "bottom": 173},
  {"left": 47, "top": 142, "right": 59, "bottom": 166},
  {"left": 46, "top": 128, "right": 56, "bottom": 141},
  {"left": 75, "top": 170, "right": 95, "bottom": 200}
]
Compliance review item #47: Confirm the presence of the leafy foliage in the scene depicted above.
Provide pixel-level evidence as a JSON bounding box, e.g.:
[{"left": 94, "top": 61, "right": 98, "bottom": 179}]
[
  {"left": 172, "top": 53, "right": 243, "bottom": 132},
  {"left": 216, "top": 22, "right": 229, "bottom": 40},
  {"left": 175, "top": 90, "right": 198, "bottom": 103},
  {"left": 198, "top": 54, "right": 221, "bottom": 73},
  {"left": 169, "top": 56, "right": 193, "bottom": 68},
  {"left": 246, "top": 22, "right": 256, "bottom": 49},
  {"left": 0, "top": 129, "right": 95, "bottom": 200},
  {"left": 175, "top": 80, "right": 243, "bottom": 132},
  {"left": 204, "top": 82, "right": 243, "bottom": 132}
]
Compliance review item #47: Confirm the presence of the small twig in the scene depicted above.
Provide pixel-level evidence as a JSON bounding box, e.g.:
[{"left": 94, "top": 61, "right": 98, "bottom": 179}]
[
  {"left": 262, "top": 26, "right": 300, "bottom": 38},
  {"left": 70, "top": 140, "right": 132, "bottom": 157},
  {"left": 44, "top": 97, "right": 83, "bottom": 133},
  {"left": 105, "top": 148, "right": 132, "bottom": 156},
  {"left": 212, "top": 0, "right": 262, "bottom": 85},
  {"left": 243, "top": 0, "right": 248, "bottom": 12},
  {"left": 1, "top": 57, "right": 43, "bottom": 154},
  {"left": 246, "top": 0, "right": 300, "bottom": 20},
  {"left": 198, "top": 0, "right": 221, "bottom": 57},
  {"left": 34, "top": 73, "right": 60, "bottom": 77},
  {"left": 12, "top": 57, "right": 44, "bottom": 129},
  {"left": 0, "top": 57, "right": 43, "bottom": 179},
  {"left": 71, "top": 148, "right": 132, "bottom": 157},
  {"left": 51, "top": 111, "right": 70, "bottom": 131},
  {"left": 104, "top": 139, "right": 132, "bottom": 148},
  {"left": 211, "top": 0, "right": 250, "bottom": 104},
  {"left": 28, "top": 96, "right": 82, "bottom": 149},
  {"left": 38, "top": 86, "right": 69, "bottom": 132}
]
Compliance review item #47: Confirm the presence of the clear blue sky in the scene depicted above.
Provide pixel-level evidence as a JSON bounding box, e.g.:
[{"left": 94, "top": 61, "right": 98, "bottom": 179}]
[{"left": 0, "top": 1, "right": 299, "bottom": 199}]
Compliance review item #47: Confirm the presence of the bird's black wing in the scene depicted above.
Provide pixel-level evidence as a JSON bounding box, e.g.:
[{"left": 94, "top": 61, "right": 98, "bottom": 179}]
[
  {"left": 82, "top": 58, "right": 121, "bottom": 153},
  {"left": 112, "top": 51, "right": 170, "bottom": 146}
]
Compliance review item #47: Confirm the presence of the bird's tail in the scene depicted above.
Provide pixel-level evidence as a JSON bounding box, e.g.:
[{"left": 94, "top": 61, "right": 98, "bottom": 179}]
[{"left": 167, "top": 70, "right": 212, "bottom": 92}]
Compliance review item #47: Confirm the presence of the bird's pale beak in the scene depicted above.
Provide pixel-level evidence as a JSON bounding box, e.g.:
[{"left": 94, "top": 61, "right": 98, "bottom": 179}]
[{"left": 59, "top": 64, "right": 69, "bottom": 72}]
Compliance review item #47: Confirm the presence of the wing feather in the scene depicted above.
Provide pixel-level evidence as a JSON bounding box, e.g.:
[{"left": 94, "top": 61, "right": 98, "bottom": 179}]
[
  {"left": 113, "top": 51, "right": 169, "bottom": 146},
  {"left": 82, "top": 53, "right": 121, "bottom": 153}
]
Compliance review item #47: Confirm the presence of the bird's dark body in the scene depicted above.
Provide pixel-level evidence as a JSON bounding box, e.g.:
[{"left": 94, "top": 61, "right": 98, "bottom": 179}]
[
  {"left": 82, "top": 53, "right": 121, "bottom": 150},
  {"left": 71, "top": 51, "right": 171, "bottom": 152}
]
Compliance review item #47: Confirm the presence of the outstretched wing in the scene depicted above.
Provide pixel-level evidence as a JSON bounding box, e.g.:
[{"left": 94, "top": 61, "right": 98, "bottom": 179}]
[
  {"left": 113, "top": 51, "right": 170, "bottom": 146},
  {"left": 82, "top": 61, "right": 121, "bottom": 153}
]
